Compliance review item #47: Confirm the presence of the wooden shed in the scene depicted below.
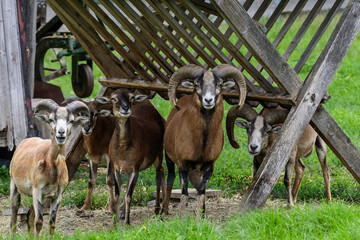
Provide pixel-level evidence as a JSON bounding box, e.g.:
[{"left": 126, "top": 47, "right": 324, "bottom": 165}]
[
  {"left": 45, "top": 0, "right": 360, "bottom": 211},
  {"left": 0, "top": 0, "right": 35, "bottom": 151}
]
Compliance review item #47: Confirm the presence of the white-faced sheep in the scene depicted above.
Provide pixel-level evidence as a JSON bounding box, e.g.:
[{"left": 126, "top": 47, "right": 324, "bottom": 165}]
[
  {"left": 97, "top": 89, "right": 166, "bottom": 226},
  {"left": 163, "top": 64, "right": 247, "bottom": 219},
  {"left": 63, "top": 97, "right": 117, "bottom": 213},
  {"left": 226, "top": 104, "right": 331, "bottom": 206},
  {"left": 9, "top": 99, "right": 89, "bottom": 236}
]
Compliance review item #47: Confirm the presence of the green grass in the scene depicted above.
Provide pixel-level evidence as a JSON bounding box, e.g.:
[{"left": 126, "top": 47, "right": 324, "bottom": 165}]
[{"left": 5, "top": 201, "right": 360, "bottom": 239}]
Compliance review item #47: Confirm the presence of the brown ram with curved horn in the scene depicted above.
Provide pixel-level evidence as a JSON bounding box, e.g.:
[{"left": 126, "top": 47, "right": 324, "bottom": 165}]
[
  {"left": 163, "top": 64, "right": 247, "bottom": 220},
  {"left": 10, "top": 99, "right": 89, "bottom": 237},
  {"left": 227, "top": 105, "right": 331, "bottom": 206}
]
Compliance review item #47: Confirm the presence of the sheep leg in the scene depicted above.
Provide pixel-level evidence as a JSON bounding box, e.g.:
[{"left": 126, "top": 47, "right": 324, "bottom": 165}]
[
  {"left": 49, "top": 195, "right": 61, "bottom": 235},
  {"left": 123, "top": 171, "right": 139, "bottom": 226},
  {"left": 154, "top": 154, "right": 165, "bottom": 215},
  {"left": 161, "top": 152, "right": 175, "bottom": 215},
  {"left": 195, "top": 162, "right": 214, "bottom": 221},
  {"left": 284, "top": 152, "right": 296, "bottom": 207},
  {"left": 10, "top": 180, "right": 20, "bottom": 235},
  {"left": 106, "top": 156, "right": 117, "bottom": 214},
  {"left": 292, "top": 159, "right": 305, "bottom": 204},
  {"left": 315, "top": 136, "right": 331, "bottom": 202},
  {"left": 32, "top": 188, "right": 43, "bottom": 237},
  {"left": 81, "top": 160, "right": 98, "bottom": 211},
  {"left": 179, "top": 162, "right": 189, "bottom": 217},
  {"left": 113, "top": 170, "right": 122, "bottom": 225}
]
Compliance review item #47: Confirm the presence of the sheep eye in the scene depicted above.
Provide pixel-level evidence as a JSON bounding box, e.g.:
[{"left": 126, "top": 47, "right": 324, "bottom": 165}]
[{"left": 111, "top": 98, "right": 118, "bottom": 103}]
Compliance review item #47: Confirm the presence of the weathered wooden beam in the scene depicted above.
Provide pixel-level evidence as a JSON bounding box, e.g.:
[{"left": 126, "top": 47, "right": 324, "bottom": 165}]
[
  {"left": 234, "top": 1, "right": 360, "bottom": 211},
  {"left": 98, "top": 77, "right": 295, "bottom": 105},
  {"left": 211, "top": 0, "right": 302, "bottom": 96}
]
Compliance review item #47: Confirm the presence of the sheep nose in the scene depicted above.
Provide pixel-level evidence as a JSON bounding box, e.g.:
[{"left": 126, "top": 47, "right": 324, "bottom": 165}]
[
  {"left": 58, "top": 128, "right": 65, "bottom": 137},
  {"left": 204, "top": 98, "right": 212, "bottom": 104},
  {"left": 250, "top": 144, "right": 258, "bottom": 152},
  {"left": 122, "top": 105, "right": 129, "bottom": 111}
]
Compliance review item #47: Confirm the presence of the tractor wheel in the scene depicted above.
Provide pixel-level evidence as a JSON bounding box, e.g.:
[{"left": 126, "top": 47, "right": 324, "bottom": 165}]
[{"left": 72, "top": 64, "right": 94, "bottom": 98}]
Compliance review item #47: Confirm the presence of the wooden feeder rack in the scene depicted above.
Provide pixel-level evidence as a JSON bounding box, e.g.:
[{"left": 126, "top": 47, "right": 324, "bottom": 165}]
[{"left": 46, "top": 0, "right": 360, "bottom": 211}]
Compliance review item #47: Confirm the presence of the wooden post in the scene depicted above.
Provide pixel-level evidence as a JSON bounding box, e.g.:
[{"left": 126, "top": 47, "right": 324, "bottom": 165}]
[{"left": 215, "top": 0, "right": 360, "bottom": 211}]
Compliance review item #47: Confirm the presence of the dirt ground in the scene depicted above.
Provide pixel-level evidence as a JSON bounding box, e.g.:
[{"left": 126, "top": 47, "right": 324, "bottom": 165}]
[{"left": 0, "top": 194, "right": 286, "bottom": 238}]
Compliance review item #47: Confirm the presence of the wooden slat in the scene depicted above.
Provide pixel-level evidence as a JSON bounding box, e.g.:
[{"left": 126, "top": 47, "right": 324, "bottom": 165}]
[
  {"left": 86, "top": 0, "right": 167, "bottom": 81},
  {"left": 66, "top": 0, "right": 142, "bottom": 79},
  {"left": 181, "top": 0, "right": 280, "bottom": 95},
  {"left": 282, "top": 0, "right": 326, "bottom": 61},
  {"left": 240, "top": 0, "right": 290, "bottom": 76},
  {"left": 220, "top": 0, "right": 259, "bottom": 62},
  {"left": 98, "top": 0, "right": 174, "bottom": 78},
  {"left": 237, "top": 1, "right": 360, "bottom": 210},
  {"left": 131, "top": 0, "right": 201, "bottom": 66},
  {"left": 98, "top": 77, "right": 296, "bottom": 105},
  {"left": 113, "top": 0, "right": 185, "bottom": 68},
  {"left": 212, "top": 0, "right": 302, "bottom": 96},
  {"left": 163, "top": 0, "right": 231, "bottom": 65},
  {"left": 250, "top": 0, "right": 308, "bottom": 82},
  {"left": 294, "top": 0, "right": 345, "bottom": 73},
  {"left": 252, "top": 0, "right": 272, "bottom": 22},
  {"left": 271, "top": 0, "right": 309, "bottom": 48},
  {"left": 46, "top": 0, "right": 128, "bottom": 78},
  {"left": 150, "top": 2, "right": 218, "bottom": 69}
]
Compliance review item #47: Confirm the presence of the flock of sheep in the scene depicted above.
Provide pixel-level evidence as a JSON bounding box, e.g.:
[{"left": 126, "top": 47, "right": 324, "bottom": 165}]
[{"left": 8, "top": 64, "right": 331, "bottom": 237}]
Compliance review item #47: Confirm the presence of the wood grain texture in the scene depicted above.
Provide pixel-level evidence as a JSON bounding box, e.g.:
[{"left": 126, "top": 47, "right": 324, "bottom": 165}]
[{"left": 1, "top": 0, "right": 27, "bottom": 150}]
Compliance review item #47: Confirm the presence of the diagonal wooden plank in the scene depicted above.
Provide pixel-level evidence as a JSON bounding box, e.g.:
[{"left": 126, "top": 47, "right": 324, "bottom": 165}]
[
  {"left": 211, "top": 0, "right": 302, "bottom": 96},
  {"left": 229, "top": 1, "right": 360, "bottom": 210}
]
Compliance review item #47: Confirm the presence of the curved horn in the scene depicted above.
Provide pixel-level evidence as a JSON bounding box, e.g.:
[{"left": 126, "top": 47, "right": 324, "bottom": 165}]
[
  {"left": 264, "top": 108, "right": 289, "bottom": 125},
  {"left": 226, "top": 103, "right": 257, "bottom": 149},
  {"left": 212, "top": 64, "right": 247, "bottom": 108},
  {"left": 66, "top": 101, "right": 90, "bottom": 117},
  {"left": 62, "top": 96, "right": 83, "bottom": 105},
  {"left": 168, "top": 64, "right": 205, "bottom": 109},
  {"left": 34, "top": 99, "right": 59, "bottom": 114}
]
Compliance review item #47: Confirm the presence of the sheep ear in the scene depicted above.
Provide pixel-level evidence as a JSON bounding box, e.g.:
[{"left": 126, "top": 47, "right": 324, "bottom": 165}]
[
  {"left": 73, "top": 116, "right": 89, "bottom": 126},
  {"left": 222, "top": 81, "right": 236, "bottom": 90},
  {"left": 96, "top": 97, "right": 111, "bottom": 104},
  {"left": 134, "top": 95, "right": 147, "bottom": 102},
  {"left": 98, "top": 110, "right": 111, "bottom": 117},
  {"left": 181, "top": 81, "right": 195, "bottom": 89},
  {"left": 271, "top": 126, "right": 282, "bottom": 133},
  {"left": 235, "top": 120, "right": 248, "bottom": 129},
  {"left": 35, "top": 114, "right": 51, "bottom": 123}
]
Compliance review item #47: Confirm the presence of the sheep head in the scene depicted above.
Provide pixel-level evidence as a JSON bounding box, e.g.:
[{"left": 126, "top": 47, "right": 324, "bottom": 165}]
[
  {"left": 34, "top": 99, "right": 90, "bottom": 145},
  {"left": 233, "top": 107, "right": 288, "bottom": 155},
  {"left": 63, "top": 97, "right": 112, "bottom": 136},
  {"left": 97, "top": 89, "right": 147, "bottom": 119},
  {"left": 168, "top": 64, "right": 247, "bottom": 110}
]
